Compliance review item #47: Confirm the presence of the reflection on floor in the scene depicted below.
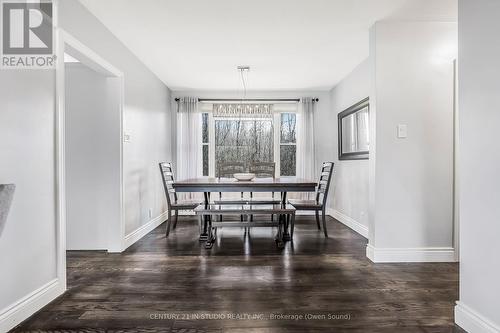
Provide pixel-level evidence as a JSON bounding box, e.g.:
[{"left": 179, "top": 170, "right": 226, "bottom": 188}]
[{"left": 14, "top": 216, "right": 464, "bottom": 332}]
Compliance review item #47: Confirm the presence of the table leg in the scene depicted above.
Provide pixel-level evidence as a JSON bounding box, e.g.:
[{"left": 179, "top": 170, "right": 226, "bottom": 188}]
[
  {"left": 281, "top": 192, "right": 287, "bottom": 205},
  {"left": 199, "top": 192, "right": 210, "bottom": 242},
  {"left": 275, "top": 216, "right": 284, "bottom": 249},
  {"left": 205, "top": 216, "right": 215, "bottom": 249},
  {"left": 281, "top": 192, "right": 291, "bottom": 241},
  {"left": 290, "top": 213, "right": 295, "bottom": 241}
]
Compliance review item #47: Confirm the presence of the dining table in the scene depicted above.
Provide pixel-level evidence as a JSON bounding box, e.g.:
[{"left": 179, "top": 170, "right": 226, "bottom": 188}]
[{"left": 172, "top": 177, "right": 317, "bottom": 241}]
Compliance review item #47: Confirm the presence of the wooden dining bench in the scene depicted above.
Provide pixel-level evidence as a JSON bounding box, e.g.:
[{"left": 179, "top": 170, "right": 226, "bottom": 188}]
[{"left": 194, "top": 203, "right": 296, "bottom": 249}]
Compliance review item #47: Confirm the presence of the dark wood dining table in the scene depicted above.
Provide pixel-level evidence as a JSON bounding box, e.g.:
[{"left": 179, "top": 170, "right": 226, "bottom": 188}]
[{"left": 172, "top": 177, "right": 317, "bottom": 241}]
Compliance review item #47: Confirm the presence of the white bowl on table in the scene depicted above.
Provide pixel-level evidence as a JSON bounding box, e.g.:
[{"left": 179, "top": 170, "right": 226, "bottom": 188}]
[{"left": 233, "top": 173, "right": 255, "bottom": 181}]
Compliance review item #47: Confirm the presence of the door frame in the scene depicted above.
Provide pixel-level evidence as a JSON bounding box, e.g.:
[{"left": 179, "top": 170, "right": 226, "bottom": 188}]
[
  {"left": 453, "top": 59, "right": 460, "bottom": 262},
  {"left": 55, "top": 28, "right": 125, "bottom": 290}
]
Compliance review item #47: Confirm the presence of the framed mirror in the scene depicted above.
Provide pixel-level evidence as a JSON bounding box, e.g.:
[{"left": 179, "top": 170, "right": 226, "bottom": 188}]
[{"left": 338, "top": 97, "right": 369, "bottom": 160}]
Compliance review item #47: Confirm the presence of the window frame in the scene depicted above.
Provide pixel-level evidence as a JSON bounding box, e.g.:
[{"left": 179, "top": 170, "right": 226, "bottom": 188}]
[
  {"left": 201, "top": 112, "right": 210, "bottom": 176},
  {"left": 201, "top": 103, "right": 298, "bottom": 177},
  {"left": 274, "top": 112, "right": 297, "bottom": 177}
]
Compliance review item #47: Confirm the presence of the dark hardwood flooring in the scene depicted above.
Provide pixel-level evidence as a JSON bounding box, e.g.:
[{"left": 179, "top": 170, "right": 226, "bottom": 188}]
[{"left": 13, "top": 216, "right": 464, "bottom": 332}]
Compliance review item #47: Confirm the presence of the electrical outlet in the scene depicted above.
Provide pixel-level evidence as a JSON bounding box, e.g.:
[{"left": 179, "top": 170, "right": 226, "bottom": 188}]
[{"left": 397, "top": 124, "right": 408, "bottom": 138}]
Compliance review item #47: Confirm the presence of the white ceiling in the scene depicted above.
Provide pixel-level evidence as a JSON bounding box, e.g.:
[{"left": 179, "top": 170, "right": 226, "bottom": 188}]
[{"left": 79, "top": 0, "right": 457, "bottom": 91}]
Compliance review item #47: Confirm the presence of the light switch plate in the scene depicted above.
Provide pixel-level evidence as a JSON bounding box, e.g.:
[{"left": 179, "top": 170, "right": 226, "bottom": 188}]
[{"left": 397, "top": 124, "right": 407, "bottom": 138}]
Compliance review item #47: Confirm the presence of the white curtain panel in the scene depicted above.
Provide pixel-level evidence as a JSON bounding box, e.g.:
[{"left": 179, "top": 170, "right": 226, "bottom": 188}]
[
  {"left": 296, "top": 97, "right": 316, "bottom": 199},
  {"left": 176, "top": 97, "right": 202, "bottom": 199}
]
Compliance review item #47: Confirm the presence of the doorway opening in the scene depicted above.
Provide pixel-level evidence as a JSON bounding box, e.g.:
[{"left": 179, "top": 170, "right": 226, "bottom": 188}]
[
  {"left": 55, "top": 32, "right": 125, "bottom": 288},
  {"left": 64, "top": 52, "right": 122, "bottom": 253}
]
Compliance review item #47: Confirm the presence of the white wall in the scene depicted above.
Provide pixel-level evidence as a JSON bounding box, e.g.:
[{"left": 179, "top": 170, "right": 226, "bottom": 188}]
[
  {"left": 325, "top": 60, "right": 371, "bottom": 236},
  {"left": 455, "top": 0, "right": 500, "bottom": 331},
  {"left": 65, "top": 63, "right": 121, "bottom": 250},
  {"left": 0, "top": 71, "right": 59, "bottom": 326},
  {"left": 368, "top": 21, "right": 457, "bottom": 262},
  {"left": 59, "top": 0, "right": 173, "bottom": 236}
]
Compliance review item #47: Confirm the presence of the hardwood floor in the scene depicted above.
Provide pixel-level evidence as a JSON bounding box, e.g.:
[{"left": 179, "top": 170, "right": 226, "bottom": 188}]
[{"left": 13, "top": 216, "right": 464, "bottom": 332}]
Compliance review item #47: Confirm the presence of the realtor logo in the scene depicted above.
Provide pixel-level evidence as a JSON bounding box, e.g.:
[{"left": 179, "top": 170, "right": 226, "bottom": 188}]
[{"left": 1, "top": 0, "right": 55, "bottom": 69}]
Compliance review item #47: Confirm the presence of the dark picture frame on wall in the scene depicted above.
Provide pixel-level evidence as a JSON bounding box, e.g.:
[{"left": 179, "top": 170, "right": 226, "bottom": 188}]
[{"left": 338, "top": 97, "right": 370, "bottom": 160}]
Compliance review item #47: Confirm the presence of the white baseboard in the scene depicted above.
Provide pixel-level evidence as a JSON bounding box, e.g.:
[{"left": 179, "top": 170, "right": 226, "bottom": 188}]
[
  {"left": 366, "top": 244, "right": 456, "bottom": 263},
  {"left": 0, "top": 278, "right": 64, "bottom": 332},
  {"left": 123, "top": 211, "right": 168, "bottom": 250},
  {"left": 455, "top": 301, "right": 500, "bottom": 333},
  {"left": 328, "top": 209, "right": 368, "bottom": 238}
]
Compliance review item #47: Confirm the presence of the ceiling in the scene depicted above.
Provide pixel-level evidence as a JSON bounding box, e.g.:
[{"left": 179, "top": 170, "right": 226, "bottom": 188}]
[{"left": 79, "top": 0, "right": 457, "bottom": 91}]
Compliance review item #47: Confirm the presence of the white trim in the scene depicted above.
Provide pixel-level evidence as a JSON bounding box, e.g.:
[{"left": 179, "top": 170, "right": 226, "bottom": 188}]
[
  {"left": 328, "top": 209, "right": 368, "bottom": 238},
  {"left": 56, "top": 28, "right": 125, "bottom": 254},
  {"left": 366, "top": 244, "right": 376, "bottom": 261},
  {"left": 61, "top": 31, "right": 123, "bottom": 77},
  {"left": 122, "top": 212, "right": 168, "bottom": 251},
  {"left": 274, "top": 112, "right": 281, "bottom": 175},
  {"left": 366, "top": 244, "right": 456, "bottom": 263},
  {"left": 0, "top": 279, "right": 64, "bottom": 332},
  {"left": 453, "top": 59, "right": 460, "bottom": 262},
  {"left": 455, "top": 301, "right": 500, "bottom": 333},
  {"left": 54, "top": 6, "right": 67, "bottom": 297},
  {"left": 208, "top": 112, "right": 215, "bottom": 177}
]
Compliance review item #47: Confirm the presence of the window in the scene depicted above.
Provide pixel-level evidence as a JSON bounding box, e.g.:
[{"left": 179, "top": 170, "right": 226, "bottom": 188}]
[
  {"left": 201, "top": 113, "right": 209, "bottom": 176},
  {"left": 215, "top": 117, "right": 273, "bottom": 177},
  {"left": 279, "top": 113, "right": 296, "bottom": 176},
  {"left": 201, "top": 104, "right": 297, "bottom": 177}
]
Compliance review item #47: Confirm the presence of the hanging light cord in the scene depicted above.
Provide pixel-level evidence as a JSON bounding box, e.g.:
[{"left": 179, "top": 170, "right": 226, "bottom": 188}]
[{"left": 240, "top": 68, "right": 247, "bottom": 100}]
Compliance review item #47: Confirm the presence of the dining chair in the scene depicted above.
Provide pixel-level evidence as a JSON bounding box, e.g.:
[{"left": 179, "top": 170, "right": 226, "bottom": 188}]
[
  {"left": 159, "top": 162, "right": 202, "bottom": 237},
  {"left": 288, "top": 162, "right": 334, "bottom": 238},
  {"left": 249, "top": 162, "right": 275, "bottom": 178},
  {"left": 248, "top": 162, "right": 280, "bottom": 203},
  {"left": 217, "top": 161, "right": 246, "bottom": 201},
  {"left": 248, "top": 162, "right": 280, "bottom": 222},
  {"left": 216, "top": 162, "right": 246, "bottom": 221}
]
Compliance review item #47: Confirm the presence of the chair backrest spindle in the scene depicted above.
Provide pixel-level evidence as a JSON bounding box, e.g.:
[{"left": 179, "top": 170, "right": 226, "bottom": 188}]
[
  {"left": 249, "top": 162, "right": 276, "bottom": 199},
  {"left": 315, "top": 162, "right": 334, "bottom": 206},
  {"left": 159, "top": 162, "right": 177, "bottom": 209},
  {"left": 218, "top": 162, "right": 246, "bottom": 179},
  {"left": 249, "top": 162, "right": 275, "bottom": 178}
]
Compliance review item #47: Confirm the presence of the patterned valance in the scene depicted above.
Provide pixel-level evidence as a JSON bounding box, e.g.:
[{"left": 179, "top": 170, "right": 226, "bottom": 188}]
[{"left": 213, "top": 103, "right": 273, "bottom": 118}]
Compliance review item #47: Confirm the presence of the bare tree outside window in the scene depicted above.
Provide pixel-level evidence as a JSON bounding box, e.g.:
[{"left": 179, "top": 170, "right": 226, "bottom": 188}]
[
  {"left": 201, "top": 109, "right": 297, "bottom": 177},
  {"left": 215, "top": 118, "right": 273, "bottom": 177},
  {"left": 280, "top": 113, "right": 297, "bottom": 176},
  {"left": 202, "top": 113, "right": 209, "bottom": 176}
]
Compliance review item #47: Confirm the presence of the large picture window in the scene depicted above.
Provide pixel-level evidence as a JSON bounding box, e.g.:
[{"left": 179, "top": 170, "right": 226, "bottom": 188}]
[
  {"left": 201, "top": 103, "right": 297, "bottom": 177},
  {"left": 215, "top": 117, "right": 274, "bottom": 177}
]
